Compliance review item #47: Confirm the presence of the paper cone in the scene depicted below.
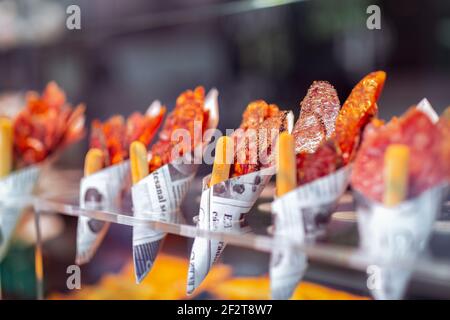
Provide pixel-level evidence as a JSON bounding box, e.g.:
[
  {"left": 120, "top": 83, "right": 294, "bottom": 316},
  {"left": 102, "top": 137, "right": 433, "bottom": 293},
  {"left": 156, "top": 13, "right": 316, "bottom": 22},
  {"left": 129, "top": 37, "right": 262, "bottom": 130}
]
[
  {"left": 76, "top": 161, "right": 130, "bottom": 265},
  {"left": 75, "top": 100, "right": 167, "bottom": 264},
  {"left": 132, "top": 88, "right": 220, "bottom": 283},
  {"left": 270, "top": 247, "right": 307, "bottom": 300},
  {"left": 355, "top": 183, "right": 448, "bottom": 300},
  {"left": 269, "top": 165, "right": 351, "bottom": 299},
  {"left": 187, "top": 166, "right": 274, "bottom": 294},
  {"left": 132, "top": 160, "right": 197, "bottom": 283},
  {"left": 0, "top": 166, "right": 40, "bottom": 261},
  {"left": 417, "top": 98, "right": 439, "bottom": 124}
]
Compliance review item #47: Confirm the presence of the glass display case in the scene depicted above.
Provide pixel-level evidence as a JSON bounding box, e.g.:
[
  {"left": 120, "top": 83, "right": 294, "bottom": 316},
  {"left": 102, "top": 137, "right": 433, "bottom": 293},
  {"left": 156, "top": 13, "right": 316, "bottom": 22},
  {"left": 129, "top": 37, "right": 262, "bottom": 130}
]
[
  {"left": 1, "top": 168, "right": 448, "bottom": 299},
  {"left": 1, "top": 0, "right": 450, "bottom": 301}
]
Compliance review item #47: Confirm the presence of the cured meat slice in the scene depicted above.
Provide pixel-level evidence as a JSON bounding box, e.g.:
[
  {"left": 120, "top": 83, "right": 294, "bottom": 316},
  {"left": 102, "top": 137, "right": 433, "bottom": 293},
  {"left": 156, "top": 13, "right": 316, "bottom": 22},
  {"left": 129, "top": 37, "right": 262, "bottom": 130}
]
[
  {"left": 293, "top": 81, "right": 340, "bottom": 154},
  {"left": 232, "top": 101, "right": 288, "bottom": 176},
  {"left": 238, "top": 100, "right": 280, "bottom": 131},
  {"left": 90, "top": 116, "right": 126, "bottom": 165},
  {"left": 438, "top": 107, "right": 450, "bottom": 182},
  {"left": 351, "top": 107, "right": 449, "bottom": 202},
  {"left": 149, "top": 86, "right": 207, "bottom": 172},
  {"left": 13, "top": 82, "right": 86, "bottom": 166},
  {"left": 258, "top": 110, "right": 291, "bottom": 169},
  {"left": 296, "top": 140, "right": 341, "bottom": 185},
  {"left": 90, "top": 109, "right": 165, "bottom": 167},
  {"left": 334, "top": 71, "right": 386, "bottom": 164},
  {"left": 294, "top": 71, "right": 386, "bottom": 186}
]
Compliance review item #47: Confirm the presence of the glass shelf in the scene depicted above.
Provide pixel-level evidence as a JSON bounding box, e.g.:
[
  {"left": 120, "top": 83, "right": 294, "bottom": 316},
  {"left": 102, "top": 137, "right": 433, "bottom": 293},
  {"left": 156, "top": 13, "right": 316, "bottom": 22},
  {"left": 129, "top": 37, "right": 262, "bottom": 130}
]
[
  {"left": 2, "top": 168, "right": 449, "bottom": 299},
  {"left": 30, "top": 181, "right": 450, "bottom": 290}
]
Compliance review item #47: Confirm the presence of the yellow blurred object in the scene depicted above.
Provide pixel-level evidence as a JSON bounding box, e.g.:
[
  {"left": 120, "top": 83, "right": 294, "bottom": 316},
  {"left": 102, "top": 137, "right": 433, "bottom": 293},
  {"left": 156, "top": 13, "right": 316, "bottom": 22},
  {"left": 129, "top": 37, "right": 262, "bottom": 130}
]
[
  {"left": 130, "top": 141, "right": 149, "bottom": 185},
  {"left": 84, "top": 148, "right": 104, "bottom": 176},
  {"left": 209, "top": 277, "right": 269, "bottom": 300},
  {"left": 383, "top": 144, "right": 410, "bottom": 206},
  {"left": 209, "top": 136, "right": 234, "bottom": 187},
  {"left": 209, "top": 276, "right": 369, "bottom": 300},
  {"left": 292, "top": 282, "right": 369, "bottom": 300},
  {"left": 276, "top": 132, "right": 296, "bottom": 196},
  {"left": 0, "top": 117, "right": 13, "bottom": 177},
  {"left": 441, "top": 106, "right": 450, "bottom": 120},
  {"left": 50, "top": 254, "right": 368, "bottom": 300},
  {"left": 49, "top": 254, "right": 232, "bottom": 300}
]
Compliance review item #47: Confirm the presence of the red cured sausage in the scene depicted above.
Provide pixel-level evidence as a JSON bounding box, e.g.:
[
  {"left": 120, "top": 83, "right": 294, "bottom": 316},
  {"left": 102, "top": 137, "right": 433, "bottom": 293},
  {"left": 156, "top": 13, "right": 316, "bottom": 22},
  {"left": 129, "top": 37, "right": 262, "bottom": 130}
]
[
  {"left": 149, "top": 86, "right": 207, "bottom": 172},
  {"left": 13, "top": 82, "right": 86, "bottom": 166},
  {"left": 293, "top": 81, "right": 340, "bottom": 154},
  {"left": 334, "top": 71, "right": 386, "bottom": 164},
  {"left": 352, "top": 107, "right": 450, "bottom": 202},
  {"left": 232, "top": 101, "right": 289, "bottom": 176},
  {"left": 90, "top": 108, "right": 165, "bottom": 166},
  {"left": 294, "top": 71, "right": 386, "bottom": 186}
]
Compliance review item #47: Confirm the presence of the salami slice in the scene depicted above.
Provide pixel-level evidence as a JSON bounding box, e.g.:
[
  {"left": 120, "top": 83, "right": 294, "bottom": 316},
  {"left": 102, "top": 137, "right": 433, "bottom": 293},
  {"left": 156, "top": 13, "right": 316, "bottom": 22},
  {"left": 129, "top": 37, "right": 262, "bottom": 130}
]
[
  {"left": 294, "top": 72, "right": 386, "bottom": 186},
  {"left": 352, "top": 107, "right": 450, "bottom": 202},
  {"left": 13, "top": 82, "right": 86, "bottom": 166},
  {"left": 335, "top": 71, "right": 386, "bottom": 164},
  {"left": 232, "top": 101, "right": 284, "bottom": 176},
  {"left": 296, "top": 140, "right": 341, "bottom": 185},
  {"left": 89, "top": 108, "right": 165, "bottom": 167},
  {"left": 293, "top": 81, "right": 340, "bottom": 154},
  {"left": 149, "top": 86, "right": 207, "bottom": 172}
]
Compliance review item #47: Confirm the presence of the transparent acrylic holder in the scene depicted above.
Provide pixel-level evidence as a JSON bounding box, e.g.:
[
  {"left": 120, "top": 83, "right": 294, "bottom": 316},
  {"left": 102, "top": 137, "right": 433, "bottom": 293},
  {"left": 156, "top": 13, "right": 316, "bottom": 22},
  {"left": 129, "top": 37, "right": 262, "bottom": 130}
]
[{"left": 2, "top": 172, "right": 450, "bottom": 299}]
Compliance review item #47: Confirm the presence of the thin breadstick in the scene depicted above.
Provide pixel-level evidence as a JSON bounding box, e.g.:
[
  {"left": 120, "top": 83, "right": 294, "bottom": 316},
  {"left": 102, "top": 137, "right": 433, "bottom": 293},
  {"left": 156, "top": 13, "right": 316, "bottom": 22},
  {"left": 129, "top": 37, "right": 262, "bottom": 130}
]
[
  {"left": 84, "top": 148, "right": 104, "bottom": 177},
  {"left": 130, "top": 141, "right": 149, "bottom": 185},
  {"left": 0, "top": 118, "right": 13, "bottom": 178},
  {"left": 383, "top": 144, "right": 410, "bottom": 206},
  {"left": 276, "top": 131, "right": 297, "bottom": 197},
  {"left": 210, "top": 136, "right": 234, "bottom": 187}
]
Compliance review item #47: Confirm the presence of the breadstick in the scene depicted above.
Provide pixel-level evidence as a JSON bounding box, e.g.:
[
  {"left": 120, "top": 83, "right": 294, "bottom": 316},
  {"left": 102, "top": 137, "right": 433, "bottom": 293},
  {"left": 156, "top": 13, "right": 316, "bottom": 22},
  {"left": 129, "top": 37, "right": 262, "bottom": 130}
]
[
  {"left": 210, "top": 136, "right": 234, "bottom": 187},
  {"left": 0, "top": 118, "right": 13, "bottom": 178},
  {"left": 276, "top": 132, "right": 297, "bottom": 197},
  {"left": 383, "top": 144, "right": 410, "bottom": 206},
  {"left": 84, "top": 148, "right": 104, "bottom": 177},
  {"left": 130, "top": 141, "right": 149, "bottom": 185}
]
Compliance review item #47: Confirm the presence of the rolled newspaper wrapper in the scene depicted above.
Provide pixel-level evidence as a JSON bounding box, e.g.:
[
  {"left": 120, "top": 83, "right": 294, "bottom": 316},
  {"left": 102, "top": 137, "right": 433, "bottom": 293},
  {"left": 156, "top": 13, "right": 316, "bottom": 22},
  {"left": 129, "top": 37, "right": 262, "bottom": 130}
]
[
  {"left": 0, "top": 166, "right": 40, "bottom": 261},
  {"left": 416, "top": 98, "right": 439, "bottom": 124},
  {"left": 416, "top": 99, "right": 448, "bottom": 222},
  {"left": 131, "top": 88, "right": 220, "bottom": 283},
  {"left": 132, "top": 159, "right": 197, "bottom": 283},
  {"left": 76, "top": 161, "right": 130, "bottom": 264},
  {"left": 187, "top": 166, "right": 275, "bottom": 294},
  {"left": 76, "top": 99, "right": 170, "bottom": 265},
  {"left": 269, "top": 165, "right": 352, "bottom": 299},
  {"left": 355, "top": 183, "right": 448, "bottom": 300}
]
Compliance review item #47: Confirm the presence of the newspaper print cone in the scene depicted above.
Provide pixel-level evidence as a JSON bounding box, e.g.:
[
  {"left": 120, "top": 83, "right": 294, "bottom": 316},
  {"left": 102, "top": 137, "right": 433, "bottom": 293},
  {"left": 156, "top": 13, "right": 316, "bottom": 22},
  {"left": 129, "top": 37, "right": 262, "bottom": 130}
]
[
  {"left": 270, "top": 165, "right": 351, "bottom": 299},
  {"left": 353, "top": 99, "right": 448, "bottom": 299},
  {"left": 76, "top": 161, "right": 130, "bottom": 265},
  {"left": 355, "top": 184, "right": 448, "bottom": 300},
  {"left": 0, "top": 166, "right": 40, "bottom": 261},
  {"left": 187, "top": 167, "right": 274, "bottom": 294},
  {"left": 132, "top": 89, "right": 219, "bottom": 283},
  {"left": 76, "top": 100, "right": 165, "bottom": 265},
  {"left": 132, "top": 160, "right": 197, "bottom": 283},
  {"left": 416, "top": 98, "right": 439, "bottom": 124}
]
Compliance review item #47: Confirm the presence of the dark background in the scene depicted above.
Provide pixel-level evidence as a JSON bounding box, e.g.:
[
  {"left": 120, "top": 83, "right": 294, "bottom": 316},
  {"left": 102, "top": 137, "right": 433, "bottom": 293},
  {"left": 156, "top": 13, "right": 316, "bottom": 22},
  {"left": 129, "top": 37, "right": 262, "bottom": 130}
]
[
  {"left": 1, "top": 0, "right": 450, "bottom": 169},
  {"left": 1, "top": 0, "right": 450, "bottom": 300}
]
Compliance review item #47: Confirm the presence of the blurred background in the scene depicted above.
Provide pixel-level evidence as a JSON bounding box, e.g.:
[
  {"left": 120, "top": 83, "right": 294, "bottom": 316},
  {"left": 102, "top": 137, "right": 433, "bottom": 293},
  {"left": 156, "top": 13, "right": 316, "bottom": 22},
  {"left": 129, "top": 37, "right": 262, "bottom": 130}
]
[
  {"left": 1, "top": 0, "right": 450, "bottom": 160},
  {"left": 1, "top": 0, "right": 449, "bottom": 300}
]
